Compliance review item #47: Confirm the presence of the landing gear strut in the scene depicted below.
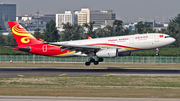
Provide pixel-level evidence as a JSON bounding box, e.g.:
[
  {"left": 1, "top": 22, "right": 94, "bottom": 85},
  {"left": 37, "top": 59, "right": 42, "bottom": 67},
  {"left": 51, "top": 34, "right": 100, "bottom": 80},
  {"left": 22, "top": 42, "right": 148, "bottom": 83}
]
[
  {"left": 97, "top": 58, "right": 103, "bottom": 62},
  {"left": 85, "top": 57, "right": 104, "bottom": 66}
]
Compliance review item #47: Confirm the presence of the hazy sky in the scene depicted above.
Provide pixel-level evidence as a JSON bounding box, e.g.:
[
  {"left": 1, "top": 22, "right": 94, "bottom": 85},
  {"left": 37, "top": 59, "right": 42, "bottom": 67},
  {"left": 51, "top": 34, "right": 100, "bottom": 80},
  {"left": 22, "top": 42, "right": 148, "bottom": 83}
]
[{"left": 1, "top": 0, "right": 180, "bottom": 22}]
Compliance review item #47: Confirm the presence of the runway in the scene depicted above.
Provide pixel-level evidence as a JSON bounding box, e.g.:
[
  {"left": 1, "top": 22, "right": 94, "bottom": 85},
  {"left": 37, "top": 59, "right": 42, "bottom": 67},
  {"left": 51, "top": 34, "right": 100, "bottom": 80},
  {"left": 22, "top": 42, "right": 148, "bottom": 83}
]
[
  {"left": 0, "top": 96, "right": 180, "bottom": 101},
  {"left": 0, "top": 68, "right": 180, "bottom": 77}
]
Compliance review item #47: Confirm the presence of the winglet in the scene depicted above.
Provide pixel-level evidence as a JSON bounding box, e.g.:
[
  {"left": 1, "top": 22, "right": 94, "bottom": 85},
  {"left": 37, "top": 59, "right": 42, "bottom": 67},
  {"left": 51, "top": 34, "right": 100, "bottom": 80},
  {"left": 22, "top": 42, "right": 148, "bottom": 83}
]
[{"left": 88, "top": 36, "right": 92, "bottom": 39}]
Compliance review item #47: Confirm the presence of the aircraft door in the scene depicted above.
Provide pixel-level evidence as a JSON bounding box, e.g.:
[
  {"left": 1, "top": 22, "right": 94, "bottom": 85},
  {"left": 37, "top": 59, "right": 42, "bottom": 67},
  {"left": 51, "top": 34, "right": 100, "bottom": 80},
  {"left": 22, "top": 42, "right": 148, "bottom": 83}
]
[
  {"left": 154, "top": 35, "right": 159, "bottom": 42},
  {"left": 42, "top": 45, "right": 47, "bottom": 52},
  {"left": 129, "top": 37, "right": 134, "bottom": 44}
]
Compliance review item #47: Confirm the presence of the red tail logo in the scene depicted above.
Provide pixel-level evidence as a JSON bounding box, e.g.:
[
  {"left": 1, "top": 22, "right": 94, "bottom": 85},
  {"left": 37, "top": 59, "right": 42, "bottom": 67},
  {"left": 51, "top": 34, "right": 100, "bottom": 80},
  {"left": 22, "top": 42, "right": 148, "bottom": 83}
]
[{"left": 8, "top": 21, "right": 41, "bottom": 46}]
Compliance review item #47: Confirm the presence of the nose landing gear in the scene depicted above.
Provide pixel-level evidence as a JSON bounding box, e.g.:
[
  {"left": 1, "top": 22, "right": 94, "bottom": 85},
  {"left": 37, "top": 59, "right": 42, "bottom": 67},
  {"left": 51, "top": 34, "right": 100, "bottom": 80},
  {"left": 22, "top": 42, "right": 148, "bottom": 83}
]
[{"left": 156, "top": 48, "right": 159, "bottom": 56}]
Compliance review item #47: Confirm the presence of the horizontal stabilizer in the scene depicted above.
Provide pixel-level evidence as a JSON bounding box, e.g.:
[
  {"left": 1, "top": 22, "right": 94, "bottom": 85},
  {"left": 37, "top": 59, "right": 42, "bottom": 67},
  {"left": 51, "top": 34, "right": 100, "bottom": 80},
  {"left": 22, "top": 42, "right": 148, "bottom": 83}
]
[{"left": 4, "top": 46, "right": 31, "bottom": 52}]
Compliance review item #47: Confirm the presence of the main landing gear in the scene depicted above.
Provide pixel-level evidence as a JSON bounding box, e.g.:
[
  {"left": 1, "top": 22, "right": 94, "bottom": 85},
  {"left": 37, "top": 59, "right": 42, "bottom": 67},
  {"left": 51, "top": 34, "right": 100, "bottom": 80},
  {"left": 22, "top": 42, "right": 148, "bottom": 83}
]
[{"left": 85, "top": 58, "right": 104, "bottom": 66}]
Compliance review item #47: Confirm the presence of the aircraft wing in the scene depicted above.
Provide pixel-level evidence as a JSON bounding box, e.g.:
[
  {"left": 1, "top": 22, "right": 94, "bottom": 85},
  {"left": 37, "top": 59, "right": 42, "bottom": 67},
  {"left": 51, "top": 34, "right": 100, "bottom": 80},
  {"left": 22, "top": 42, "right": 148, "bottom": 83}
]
[{"left": 47, "top": 43, "right": 117, "bottom": 53}]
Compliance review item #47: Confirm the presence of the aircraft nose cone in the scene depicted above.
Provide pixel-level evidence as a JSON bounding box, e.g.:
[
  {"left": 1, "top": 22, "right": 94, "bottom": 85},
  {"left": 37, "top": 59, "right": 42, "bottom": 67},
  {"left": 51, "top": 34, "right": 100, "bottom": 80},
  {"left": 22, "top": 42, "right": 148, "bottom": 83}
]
[{"left": 172, "top": 38, "right": 176, "bottom": 43}]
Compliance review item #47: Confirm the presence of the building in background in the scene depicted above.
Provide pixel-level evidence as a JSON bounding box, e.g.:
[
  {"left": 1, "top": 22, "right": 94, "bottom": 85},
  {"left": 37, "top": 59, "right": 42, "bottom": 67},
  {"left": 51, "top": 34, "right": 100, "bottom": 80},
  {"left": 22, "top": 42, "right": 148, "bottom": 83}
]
[
  {"left": 55, "top": 8, "right": 116, "bottom": 31},
  {"left": 101, "top": 20, "right": 115, "bottom": 28},
  {"left": 56, "top": 11, "right": 74, "bottom": 31},
  {"left": 16, "top": 14, "right": 55, "bottom": 32},
  {"left": 78, "top": 8, "right": 116, "bottom": 28},
  {"left": 40, "top": 14, "right": 55, "bottom": 22},
  {"left": 123, "top": 22, "right": 137, "bottom": 31},
  {"left": 0, "top": 3, "right": 16, "bottom": 31},
  {"left": 123, "top": 21, "right": 168, "bottom": 32},
  {"left": 78, "top": 8, "right": 90, "bottom": 26},
  {"left": 90, "top": 10, "right": 115, "bottom": 28},
  {"left": 73, "top": 11, "right": 79, "bottom": 24}
]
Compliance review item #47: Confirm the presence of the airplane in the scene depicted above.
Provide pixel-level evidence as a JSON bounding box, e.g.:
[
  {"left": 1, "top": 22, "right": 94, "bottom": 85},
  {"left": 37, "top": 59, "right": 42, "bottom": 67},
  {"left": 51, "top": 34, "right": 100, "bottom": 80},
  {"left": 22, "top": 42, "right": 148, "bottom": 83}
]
[{"left": 7, "top": 21, "right": 175, "bottom": 66}]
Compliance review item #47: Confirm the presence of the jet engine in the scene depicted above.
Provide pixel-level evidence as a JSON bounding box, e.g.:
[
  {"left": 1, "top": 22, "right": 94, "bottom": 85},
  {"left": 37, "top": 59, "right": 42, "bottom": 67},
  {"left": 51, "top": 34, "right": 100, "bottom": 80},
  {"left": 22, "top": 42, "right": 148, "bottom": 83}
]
[{"left": 96, "top": 49, "right": 118, "bottom": 57}]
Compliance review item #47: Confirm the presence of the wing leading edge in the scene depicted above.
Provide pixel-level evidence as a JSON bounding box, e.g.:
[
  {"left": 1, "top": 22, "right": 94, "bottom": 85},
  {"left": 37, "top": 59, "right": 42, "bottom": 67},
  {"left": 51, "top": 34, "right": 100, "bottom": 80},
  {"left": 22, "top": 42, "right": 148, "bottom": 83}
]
[
  {"left": 48, "top": 43, "right": 101, "bottom": 52},
  {"left": 47, "top": 42, "right": 119, "bottom": 54}
]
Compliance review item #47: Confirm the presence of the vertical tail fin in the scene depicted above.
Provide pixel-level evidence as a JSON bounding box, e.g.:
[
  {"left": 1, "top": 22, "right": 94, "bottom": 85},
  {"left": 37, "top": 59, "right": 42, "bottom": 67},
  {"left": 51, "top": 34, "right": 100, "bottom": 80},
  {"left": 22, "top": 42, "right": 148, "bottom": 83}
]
[{"left": 8, "top": 21, "right": 42, "bottom": 46}]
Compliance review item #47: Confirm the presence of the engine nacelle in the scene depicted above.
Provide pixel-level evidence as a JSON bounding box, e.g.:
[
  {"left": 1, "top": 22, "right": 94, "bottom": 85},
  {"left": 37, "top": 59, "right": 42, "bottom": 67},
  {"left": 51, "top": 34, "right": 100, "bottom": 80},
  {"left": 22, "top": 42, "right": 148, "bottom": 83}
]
[
  {"left": 96, "top": 49, "right": 118, "bottom": 58},
  {"left": 118, "top": 52, "right": 131, "bottom": 56}
]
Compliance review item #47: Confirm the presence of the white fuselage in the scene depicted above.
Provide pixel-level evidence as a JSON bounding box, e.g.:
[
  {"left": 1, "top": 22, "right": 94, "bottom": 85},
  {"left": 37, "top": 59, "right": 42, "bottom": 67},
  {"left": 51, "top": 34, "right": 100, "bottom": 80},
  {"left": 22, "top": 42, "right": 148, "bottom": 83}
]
[{"left": 52, "top": 33, "right": 175, "bottom": 57}]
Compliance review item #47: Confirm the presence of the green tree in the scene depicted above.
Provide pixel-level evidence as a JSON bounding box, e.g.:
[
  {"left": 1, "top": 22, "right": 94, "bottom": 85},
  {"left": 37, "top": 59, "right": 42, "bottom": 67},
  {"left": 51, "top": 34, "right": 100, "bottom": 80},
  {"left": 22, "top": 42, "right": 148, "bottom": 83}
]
[
  {"left": 158, "top": 28, "right": 167, "bottom": 34},
  {"left": 113, "top": 20, "right": 123, "bottom": 31},
  {"left": 106, "top": 26, "right": 114, "bottom": 36},
  {"left": 167, "top": 13, "right": 180, "bottom": 47},
  {"left": 71, "top": 24, "right": 83, "bottom": 40},
  {"left": 167, "top": 21, "right": 180, "bottom": 47},
  {"left": 61, "top": 23, "right": 84, "bottom": 41},
  {"left": 96, "top": 20, "right": 131, "bottom": 38},
  {"left": 135, "top": 21, "right": 155, "bottom": 34},
  {"left": 61, "top": 23, "right": 72, "bottom": 41},
  {"left": 6, "top": 33, "right": 17, "bottom": 46},
  {"left": 95, "top": 28, "right": 109, "bottom": 37},
  {"left": 34, "top": 28, "right": 44, "bottom": 39},
  {"left": 43, "top": 20, "right": 59, "bottom": 42},
  {"left": 113, "top": 20, "right": 124, "bottom": 36},
  {"left": 83, "top": 22, "right": 96, "bottom": 38},
  {"left": 171, "top": 14, "right": 180, "bottom": 24},
  {"left": 124, "top": 28, "right": 132, "bottom": 35},
  {"left": 0, "top": 34, "right": 5, "bottom": 45},
  {"left": 135, "top": 21, "right": 145, "bottom": 34},
  {"left": 96, "top": 25, "right": 115, "bottom": 37}
]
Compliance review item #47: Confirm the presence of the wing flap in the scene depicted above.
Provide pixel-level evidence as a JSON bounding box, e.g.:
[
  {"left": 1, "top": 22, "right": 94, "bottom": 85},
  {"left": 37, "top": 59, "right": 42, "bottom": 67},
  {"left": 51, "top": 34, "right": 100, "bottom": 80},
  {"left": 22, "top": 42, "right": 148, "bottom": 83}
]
[
  {"left": 47, "top": 43, "right": 120, "bottom": 54},
  {"left": 49, "top": 43, "right": 101, "bottom": 49},
  {"left": 47, "top": 43, "right": 103, "bottom": 53}
]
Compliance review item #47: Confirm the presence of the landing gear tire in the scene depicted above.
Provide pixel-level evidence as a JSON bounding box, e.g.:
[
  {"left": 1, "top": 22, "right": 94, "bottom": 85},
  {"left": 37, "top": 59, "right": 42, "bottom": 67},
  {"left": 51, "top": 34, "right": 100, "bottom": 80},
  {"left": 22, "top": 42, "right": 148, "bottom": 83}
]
[
  {"left": 94, "top": 61, "right": 99, "bottom": 65},
  {"left": 85, "top": 57, "right": 103, "bottom": 66},
  {"left": 156, "top": 53, "right": 159, "bottom": 56},
  {"left": 98, "top": 58, "right": 103, "bottom": 62},
  {"left": 85, "top": 62, "right": 90, "bottom": 66}
]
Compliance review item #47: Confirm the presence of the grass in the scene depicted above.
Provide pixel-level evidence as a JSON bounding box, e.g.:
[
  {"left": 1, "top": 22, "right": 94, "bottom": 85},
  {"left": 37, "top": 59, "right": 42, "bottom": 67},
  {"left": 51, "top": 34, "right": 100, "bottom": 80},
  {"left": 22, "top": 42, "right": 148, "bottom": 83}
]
[
  {"left": 0, "top": 62, "right": 180, "bottom": 69},
  {"left": 0, "top": 76, "right": 180, "bottom": 98},
  {"left": 0, "top": 62, "right": 180, "bottom": 98}
]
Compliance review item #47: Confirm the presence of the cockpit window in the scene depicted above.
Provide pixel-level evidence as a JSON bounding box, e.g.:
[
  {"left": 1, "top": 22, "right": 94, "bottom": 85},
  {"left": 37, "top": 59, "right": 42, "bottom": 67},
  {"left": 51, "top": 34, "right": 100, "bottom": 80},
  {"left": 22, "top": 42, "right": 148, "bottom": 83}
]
[{"left": 165, "top": 36, "right": 171, "bottom": 38}]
